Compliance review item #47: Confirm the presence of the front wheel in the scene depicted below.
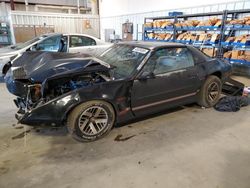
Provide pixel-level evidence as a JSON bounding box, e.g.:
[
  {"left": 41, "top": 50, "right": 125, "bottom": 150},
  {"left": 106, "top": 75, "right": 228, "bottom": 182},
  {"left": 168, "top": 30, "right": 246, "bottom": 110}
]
[
  {"left": 67, "top": 100, "right": 115, "bottom": 142},
  {"left": 197, "top": 75, "right": 222, "bottom": 108}
]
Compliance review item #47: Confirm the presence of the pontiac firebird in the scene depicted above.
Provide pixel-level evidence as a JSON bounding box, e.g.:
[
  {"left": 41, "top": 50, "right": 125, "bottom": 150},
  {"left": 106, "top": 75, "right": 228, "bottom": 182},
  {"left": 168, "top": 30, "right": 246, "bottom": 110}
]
[{"left": 5, "top": 41, "right": 233, "bottom": 142}]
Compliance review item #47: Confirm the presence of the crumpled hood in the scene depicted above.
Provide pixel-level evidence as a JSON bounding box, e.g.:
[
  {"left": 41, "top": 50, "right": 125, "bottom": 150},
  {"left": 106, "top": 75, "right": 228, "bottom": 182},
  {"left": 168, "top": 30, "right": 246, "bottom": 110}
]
[{"left": 10, "top": 51, "right": 109, "bottom": 82}]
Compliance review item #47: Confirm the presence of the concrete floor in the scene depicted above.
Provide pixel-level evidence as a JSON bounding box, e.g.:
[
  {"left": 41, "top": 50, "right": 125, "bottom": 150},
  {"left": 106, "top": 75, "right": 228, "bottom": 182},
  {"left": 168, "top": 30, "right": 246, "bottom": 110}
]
[{"left": 0, "top": 77, "right": 250, "bottom": 188}]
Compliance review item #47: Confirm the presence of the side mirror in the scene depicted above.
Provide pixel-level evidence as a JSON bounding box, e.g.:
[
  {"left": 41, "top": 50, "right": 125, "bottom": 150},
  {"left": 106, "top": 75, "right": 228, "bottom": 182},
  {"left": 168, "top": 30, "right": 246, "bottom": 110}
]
[
  {"left": 138, "top": 71, "right": 155, "bottom": 80},
  {"left": 30, "top": 46, "right": 37, "bottom": 51}
]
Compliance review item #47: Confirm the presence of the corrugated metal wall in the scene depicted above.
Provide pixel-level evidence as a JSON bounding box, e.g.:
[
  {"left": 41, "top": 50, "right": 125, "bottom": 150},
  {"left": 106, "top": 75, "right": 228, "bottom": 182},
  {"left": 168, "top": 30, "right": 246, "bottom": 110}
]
[
  {"left": 2, "top": 0, "right": 250, "bottom": 44},
  {"left": 1, "top": 0, "right": 89, "bottom": 7},
  {"left": 100, "top": 0, "right": 250, "bottom": 40},
  {"left": 10, "top": 11, "right": 100, "bottom": 38}
]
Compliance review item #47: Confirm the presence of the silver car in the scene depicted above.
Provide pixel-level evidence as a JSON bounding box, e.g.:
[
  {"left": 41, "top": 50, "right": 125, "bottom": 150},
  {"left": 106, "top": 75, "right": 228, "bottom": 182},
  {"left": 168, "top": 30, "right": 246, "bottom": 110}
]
[{"left": 0, "top": 33, "right": 112, "bottom": 76}]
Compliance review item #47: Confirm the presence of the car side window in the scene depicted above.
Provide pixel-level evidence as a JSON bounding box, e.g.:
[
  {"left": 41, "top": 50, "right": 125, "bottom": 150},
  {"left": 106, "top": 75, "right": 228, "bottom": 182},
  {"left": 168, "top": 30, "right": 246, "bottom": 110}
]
[
  {"left": 70, "top": 36, "right": 96, "bottom": 47},
  {"left": 36, "top": 35, "right": 61, "bottom": 52},
  {"left": 145, "top": 47, "right": 195, "bottom": 75}
]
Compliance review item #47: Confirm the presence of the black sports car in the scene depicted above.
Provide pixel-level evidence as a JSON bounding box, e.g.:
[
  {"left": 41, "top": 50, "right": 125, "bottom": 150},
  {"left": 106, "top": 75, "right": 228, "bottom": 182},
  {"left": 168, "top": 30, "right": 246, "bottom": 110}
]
[{"left": 6, "top": 41, "right": 233, "bottom": 142}]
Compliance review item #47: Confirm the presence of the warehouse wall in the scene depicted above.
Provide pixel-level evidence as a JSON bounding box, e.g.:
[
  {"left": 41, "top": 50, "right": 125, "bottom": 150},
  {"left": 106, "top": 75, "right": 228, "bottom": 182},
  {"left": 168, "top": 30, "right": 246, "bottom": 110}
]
[
  {"left": 1, "top": 2, "right": 91, "bottom": 14},
  {"left": 1, "top": 0, "right": 99, "bottom": 44},
  {"left": 99, "top": 0, "right": 245, "bottom": 17},
  {"left": 2, "top": 0, "right": 246, "bottom": 20},
  {"left": 11, "top": 11, "right": 100, "bottom": 38},
  {"left": 99, "top": 0, "right": 250, "bottom": 41},
  {"left": 0, "top": 0, "right": 89, "bottom": 7}
]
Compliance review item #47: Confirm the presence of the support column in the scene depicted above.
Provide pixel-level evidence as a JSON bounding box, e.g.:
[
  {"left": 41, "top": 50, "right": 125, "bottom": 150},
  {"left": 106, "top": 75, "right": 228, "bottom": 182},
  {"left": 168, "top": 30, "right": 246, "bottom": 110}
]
[
  {"left": 10, "top": 0, "right": 15, "bottom": 10},
  {"left": 91, "top": 0, "right": 98, "bottom": 15},
  {"left": 25, "top": 0, "right": 29, "bottom": 11},
  {"left": 34, "top": 5, "right": 38, "bottom": 11},
  {"left": 77, "top": 0, "right": 80, "bottom": 14}
]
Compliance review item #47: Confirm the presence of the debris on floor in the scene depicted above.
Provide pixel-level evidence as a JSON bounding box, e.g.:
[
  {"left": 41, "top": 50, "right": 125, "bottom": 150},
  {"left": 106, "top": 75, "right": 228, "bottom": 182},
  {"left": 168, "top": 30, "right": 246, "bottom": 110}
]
[
  {"left": 14, "top": 125, "right": 24, "bottom": 129},
  {"left": 114, "top": 134, "right": 136, "bottom": 142},
  {"left": 214, "top": 96, "right": 250, "bottom": 112},
  {"left": 0, "top": 167, "right": 9, "bottom": 175},
  {"left": 12, "top": 130, "right": 31, "bottom": 140},
  {"left": 243, "top": 87, "right": 250, "bottom": 97},
  {"left": 12, "top": 123, "right": 24, "bottom": 129}
]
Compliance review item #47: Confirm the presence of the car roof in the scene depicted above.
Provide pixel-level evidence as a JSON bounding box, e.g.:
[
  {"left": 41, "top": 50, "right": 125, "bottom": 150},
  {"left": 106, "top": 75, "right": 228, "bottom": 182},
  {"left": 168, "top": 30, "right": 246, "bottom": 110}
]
[
  {"left": 40, "top": 33, "right": 100, "bottom": 40},
  {"left": 41, "top": 33, "right": 62, "bottom": 37},
  {"left": 63, "top": 33, "right": 101, "bottom": 39},
  {"left": 118, "top": 41, "right": 186, "bottom": 50}
]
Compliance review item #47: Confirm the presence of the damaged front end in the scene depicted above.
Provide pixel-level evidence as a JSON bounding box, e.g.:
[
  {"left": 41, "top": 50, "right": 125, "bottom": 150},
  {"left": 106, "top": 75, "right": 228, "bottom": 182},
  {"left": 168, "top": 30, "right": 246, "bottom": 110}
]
[
  {"left": 14, "top": 83, "right": 42, "bottom": 115},
  {"left": 15, "top": 65, "right": 112, "bottom": 126}
]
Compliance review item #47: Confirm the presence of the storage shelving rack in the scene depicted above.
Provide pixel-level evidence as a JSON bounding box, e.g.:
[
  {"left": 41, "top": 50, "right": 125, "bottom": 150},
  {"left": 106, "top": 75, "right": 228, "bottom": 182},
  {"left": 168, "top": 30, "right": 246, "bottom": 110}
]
[{"left": 143, "top": 9, "right": 250, "bottom": 75}]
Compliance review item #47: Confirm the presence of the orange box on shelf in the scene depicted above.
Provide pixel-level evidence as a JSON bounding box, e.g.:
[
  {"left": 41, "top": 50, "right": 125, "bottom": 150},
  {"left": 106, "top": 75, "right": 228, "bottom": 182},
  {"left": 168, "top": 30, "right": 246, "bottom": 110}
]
[
  {"left": 144, "top": 22, "right": 153, "bottom": 28},
  {"left": 202, "top": 48, "right": 214, "bottom": 57},
  {"left": 223, "top": 51, "right": 232, "bottom": 59},
  {"left": 198, "top": 34, "right": 207, "bottom": 41},
  {"left": 225, "top": 37, "right": 235, "bottom": 43},
  {"left": 210, "top": 34, "right": 220, "bottom": 42},
  {"left": 214, "top": 20, "right": 222, "bottom": 27},
  {"left": 231, "top": 50, "right": 244, "bottom": 59}
]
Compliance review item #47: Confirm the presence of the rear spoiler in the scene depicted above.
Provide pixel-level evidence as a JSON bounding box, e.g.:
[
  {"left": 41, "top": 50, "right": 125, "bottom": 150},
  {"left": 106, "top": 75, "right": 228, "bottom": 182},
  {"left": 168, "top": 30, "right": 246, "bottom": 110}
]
[{"left": 222, "top": 78, "right": 244, "bottom": 96}]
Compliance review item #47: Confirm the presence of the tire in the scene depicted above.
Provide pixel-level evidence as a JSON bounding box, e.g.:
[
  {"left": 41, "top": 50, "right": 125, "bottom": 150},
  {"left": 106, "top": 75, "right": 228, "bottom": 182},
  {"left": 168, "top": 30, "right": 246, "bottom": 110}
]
[
  {"left": 2, "top": 62, "right": 11, "bottom": 76},
  {"left": 197, "top": 75, "right": 222, "bottom": 108},
  {"left": 67, "top": 100, "right": 115, "bottom": 142}
]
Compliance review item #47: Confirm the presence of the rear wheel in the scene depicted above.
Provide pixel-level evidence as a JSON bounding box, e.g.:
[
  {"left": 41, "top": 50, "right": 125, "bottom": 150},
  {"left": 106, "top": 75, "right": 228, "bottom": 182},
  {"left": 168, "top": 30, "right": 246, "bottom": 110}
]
[
  {"left": 198, "top": 75, "right": 222, "bottom": 108},
  {"left": 67, "top": 100, "right": 115, "bottom": 142}
]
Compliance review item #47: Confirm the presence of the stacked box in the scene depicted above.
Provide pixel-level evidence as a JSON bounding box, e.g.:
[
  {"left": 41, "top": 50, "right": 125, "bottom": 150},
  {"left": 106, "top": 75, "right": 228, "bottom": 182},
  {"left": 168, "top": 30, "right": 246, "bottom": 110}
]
[
  {"left": 197, "top": 17, "right": 221, "bottom": 27},
  {"left": 144, "top": 22, "right": 153, "bottom": 28},
  {"left": 227, "top": 16, "right": 250, "bottom": 26},
  {"left": 153, "top": 20, "right": 173, "bottom": 28},
  {"left": 153, "top": 33, "right": 173, "bottom": 40},
  {"left": 223, "top": 51, "right": 232, "bottom": 59},
  {"left": 224, "top": 50, "right": 250, "bottom": 61},
  {"left": 202, "top": 48, "right": 217, "bottom": 57},
  {"left": 198, "top": 33, "right": 213, "bottom": 43},
  {"left": 210, "top": 34, "right": 220, "bottom": 43},
  {"left": 147, "top": 33, "right": 155, "bottom": 39}
]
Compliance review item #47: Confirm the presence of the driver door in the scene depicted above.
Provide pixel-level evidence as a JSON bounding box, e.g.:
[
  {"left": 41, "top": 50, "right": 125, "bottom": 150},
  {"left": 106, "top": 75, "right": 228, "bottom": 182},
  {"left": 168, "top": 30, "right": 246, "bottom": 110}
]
[{"left": 131, "top": 47, "right": 200, "bottom": 116}]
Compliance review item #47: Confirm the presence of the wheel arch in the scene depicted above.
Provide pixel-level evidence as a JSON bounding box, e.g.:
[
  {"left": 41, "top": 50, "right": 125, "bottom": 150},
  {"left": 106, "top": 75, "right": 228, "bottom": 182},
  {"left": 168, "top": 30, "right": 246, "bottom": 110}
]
[
  {"left": 209, "top": 71, "right": 222, "bottom": 79},
  {"left": 2, "top": 61, "right": 11, "bottom": 75},
  {"left": 62, "top": 99, "right": 117, "bottom": 124}
]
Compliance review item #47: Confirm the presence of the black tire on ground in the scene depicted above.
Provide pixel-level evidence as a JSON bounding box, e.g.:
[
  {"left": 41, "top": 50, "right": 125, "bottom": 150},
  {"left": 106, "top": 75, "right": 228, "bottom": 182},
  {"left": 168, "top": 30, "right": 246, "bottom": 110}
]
[
  {"left": 67, "top": 100, "right": 115, "bottom": 142},
  {"left": 197, "top": 75, "right": 222, "bottom": 108}
]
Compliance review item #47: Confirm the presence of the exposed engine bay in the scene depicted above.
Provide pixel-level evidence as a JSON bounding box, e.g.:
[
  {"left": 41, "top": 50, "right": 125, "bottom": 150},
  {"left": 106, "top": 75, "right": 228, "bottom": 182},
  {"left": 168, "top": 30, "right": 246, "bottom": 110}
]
[
  {"left": 15, "top": 70, "right": 111, "bottom": 115},
  {"left": 43, "top": 71, "right": 111, "bottom": 101}
]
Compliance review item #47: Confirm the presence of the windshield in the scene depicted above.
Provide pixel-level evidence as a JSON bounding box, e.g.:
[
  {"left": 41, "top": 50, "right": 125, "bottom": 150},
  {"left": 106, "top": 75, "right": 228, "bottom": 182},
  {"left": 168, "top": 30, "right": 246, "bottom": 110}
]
[
  {"left": 10, "top": 36, "right": 46, "bottom": 50},
  {"left": 98, "top": 44, "right": 149, "bottom": 79}
]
